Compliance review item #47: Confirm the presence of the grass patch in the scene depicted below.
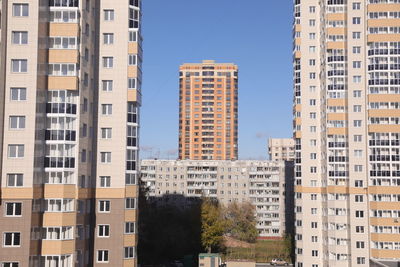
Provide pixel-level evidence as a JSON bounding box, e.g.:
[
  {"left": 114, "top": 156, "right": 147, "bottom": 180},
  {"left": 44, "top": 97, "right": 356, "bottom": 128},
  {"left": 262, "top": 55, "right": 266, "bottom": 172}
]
[{"left": 223, "top": 240, "right": 291, "bottom": 263}]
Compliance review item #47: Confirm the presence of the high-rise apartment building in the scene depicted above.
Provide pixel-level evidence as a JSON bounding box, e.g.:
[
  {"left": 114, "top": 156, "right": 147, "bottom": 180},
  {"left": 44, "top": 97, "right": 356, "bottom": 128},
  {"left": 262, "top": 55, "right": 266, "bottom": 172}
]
[
  {"left": 179, "top": 60, "right": 238, "bottom": 160},
  {"left": 293, "top": 0, "right": 400, "bottom": 266},
  {"left": 268, "top": 138, "right": 295, "bottom": 161},
  {"left": 0, "top": 1, "right": 142, "bottom": 266}
]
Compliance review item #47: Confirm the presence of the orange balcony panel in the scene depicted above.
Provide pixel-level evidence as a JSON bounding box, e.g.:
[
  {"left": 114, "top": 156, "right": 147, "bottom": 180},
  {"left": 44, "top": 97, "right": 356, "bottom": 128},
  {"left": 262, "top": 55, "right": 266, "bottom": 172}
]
[
  {"left": 128, "top": 42, "right": 138, "bottom": 54},
  {"left": 371, "top": 233, "right": 400, "bottom": 242},
  {"left": 327, "top": 127, "right": 347, "bottom": 135},
  {"left": 369, "top": 109, "right": 400, "bottom": 118},
  {"left": 1, "top": 188, "right": 33, "bottom": 199},
  {"left": 43, "top": 213, "right": 76, "bottom": 227},
  {"left": 48, "top": 50, "right": 79, "bottom": 63},
  {"left": 125, "top": 210, "right": 137, "bottom": 222},
  {"left": 48, "top": 76, "right": 78, "bottom": 90},
  {"left": 326, "top": 13, "right": 346, "bottom": 21},
  {"left": 368, "top": 4, "right": 400, "bottom": 12},
  {"left": 368, "top": 94, "right": 400, "bottom": 102},
  {"left": 49, "top": 23, "right": 79, "bottom": 37},
  {"left": 327, "top": 113, "right": 347, "bottom": 121},
  {"left": 42, "top": 240, "right": 74, "bottom": 255},
  {"left": 369, "top": 125, "right": 400, "bottom": 133},
  {"left": 371, "top": 249, "right": 400, "bottom": 259},
  {"left": 368, "top": 19, "right": 400, "bottom": 27},
  {"left": 368, "top": 34, "right": 400, "bottom": 42},
  {"left": 123, "top": 234, "right": 137, "bottom": 246},
  {"left": 327, "top": 42, "right": 346, "bottom": 49},
  {"left": 128, "top": 66, "right": 138, "bottom": 78}
]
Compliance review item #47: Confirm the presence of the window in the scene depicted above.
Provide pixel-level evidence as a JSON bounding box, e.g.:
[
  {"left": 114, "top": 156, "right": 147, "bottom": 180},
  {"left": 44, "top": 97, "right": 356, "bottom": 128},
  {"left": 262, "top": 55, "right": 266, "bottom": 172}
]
[
  {"left": 354, "top": 150, "right": 362, "bottom": 157},
  {"left": 49, "top": 10, "right": 78, "bottom": 23},
  {"left": 101, "top": 104, "right": 112, "bottom": 115},
  {"left": 355, "top": 180, "right": 364, "bottom": 187},
  {"left": 356, "top": 241, "right": 365, "bottom": 249},
  {"left": 97, "top": 250, "right": 109, "bottom": 262},
  {"left": 355, "top": 195, "right": 364, "bottom": 202},
  {"left": 353, "top": 46, "right": 361, "bottom": 54},
  {"left": 48, "top": 63, "right": 77, "bottom": 76},
  {"left": 310, "top": 153, "right": 317, "bottom": 159},
  {"left": 353, "top": 2, "right": 361, "bottom": 10},
  {"left": 312, "top": 250, "right": 318, "bottom": 257},
  {"left": 125, "top": 198, "right": 136, "bottom": 209},
  {"left": 353, "top": 32, "right": 361, "bottom": 39},
  {"left": 8, "top": 145, "right": 24, "bottom": 158},
  {"left": 309, "top": 33, "right": 316, "bottom": 40},
  {"left": 353, "top": 105, "right": 361, "bottom": 112},
  {"left": 129, "top": 31, "right": 138, "bottom": 42},
  {"left": 309, "top": 59, "right": 316, "bottom": 66},
  {"left": 128, "top": 78, "right": 136, "bottom": 89},
  {"left": 12, "top": 4, "right": 29, "bottom": 17},
  {"left": 353, "top": 61, "right": 361, "bottom": 68},
  {"left": 3, "top": 233, "right": 20, "bottom": 247},
  {"left": 103, "top": 33, "right": 114, "bottom": 45},
  {"left": 310, "top": 112, "right": 316, "bottom": 119},
  {"left": 5, "top": 203, "right": 22, "bottom": 216},
  {"left": 98, "top": 200, "right": 110, "bottom": 212},
  {"left": 311, "top": 208, "right": 317, "bottom": 214},
  {"left": 309, "top": 6, "right": 316, "bottom": 13},
  {"left": 98, "top": 225, "right": 110, "bottom": 237},
  {"left": 99, "top": 176, "right": 111, "bottom": 188},
  {"left": 2, "top": 262, "right": 19, "bottom": 267},
  {"left": 310, "top": 99, "right": 316, "bottom": 105},
  {"left": 353, "top": 17, "right": 361, "bottom": 24},
  {"left": 310, "top": 126, "right": 316, "bottom": 132},
  {"left": 311, "top": 236, "right": 318, "bottom": 242},
  {"left": 101, "top": 128, "right": 112, "bottom": 139},
  {"left": 355, "top": 210, "right": 364, "bottom": 218},
  {"left": 354, "top": 120, "right": 362, "bottom": 127},
  {"left": 7, "top": 174, "right": 23, "bottom": 187},
  {"left": 309, "top": 19, "right": 316, "bottom": 26},
  {"left": 354, "top": 135, "right": 362, "bottom": 142},
  {"left": 357, "top": 257, "right": 365, "bottom": 264},
  {"left": 311, "top": 222, "right": 318, "bottom": 228},
  {"left": 9, "top": 116, "right": 25, "bottom": 129},
  {"left": 310, "top": 72, "right": 316, "bottom": 79},
  {"left": 102, "top": 80, "right": 113, "bottom": 91},
  {"left": 11, "top": 59, "right": 27, "bottom": 73},
  {"left": 353, "top": 76, "right": 362, "bottom": 83},
  {"left": 126, "top": 173, "right": 137, "bottom": 185},
  {"left": 12, "top": 31, "right": 28, "bottom": 44},
  {"left": 128, "top": 54, "right": 137, "bottom": 65},
  {"left": 125, "top": 222, "right": 135, "bottom": 234},
  {"left": 311, "top": 194, "right": 317, "bottom": 200},
  {"left": 356, "top": 226, "right": 364, "bottom": 233},
  {"left": 124, "top": 247, "right": 135, "bottom": 259},
  {"left": 353, "top": 90, "right": 361, "bottom": 97},
  {"left": 100, "top": 152, "right": 111, "bottom": 163},
  {"left": 355, "top": 165, "right": 363, "bottom": 172},
  {"left": 104, "top": 9, "right": 114, "bottom": 21},
  {"left": 10, "top": 88, "right": 26, "bottom": 101},
  {"left": 309, "top": 46, "right": 316, "bottom": 53},
  {"left": 103, "top": 57, "right": 113, "bottom": 68}
]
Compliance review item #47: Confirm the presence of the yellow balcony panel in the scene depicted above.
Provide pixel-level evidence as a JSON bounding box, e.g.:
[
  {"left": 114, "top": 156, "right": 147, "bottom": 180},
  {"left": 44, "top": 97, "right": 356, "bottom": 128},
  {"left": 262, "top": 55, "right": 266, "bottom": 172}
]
[
  {"left": 327, "top": 98, "right": 346, "bottom": 106},
  {"left": 295, "top": 118, "right": 301, "bottom": 125},
  {"left": 295, "top": 38, "right": 301, "bottom": 46},
  {"left": 368, "top": 4, "right": 400, "bottom": 12},
  {"left": 124, "top": 259, "right": 137, "bottom": 267},
  {"left": 49, "top": 23, "right": 79, "bottom": 37},
  {"left": 42, "top": 240, "right": 74, "bottom": 255},
  {"left": 370, "top": 217, "right": 400, "bottom": 227},
  {"left": 326, "top": 13, "right": 346, "bottom": 21},
  {"left": 327, "top": 41, "right": 346, "bottom": 49},
  {"left": 44, "top": 185, "right": 76, "bottom": 199},
  {"left": 1, "top": 188, "right": 33, "bottom": 199},
  {"left": 368, "top": 34, "right": 400, "bottom": 42},
  {"left": 369, "top": 186, "right": 400, "bottom": 194},
  {"left": 327, "top": 127, "right": 347, "bottom": 135},
  {"left": 327, "top": 27, "right": 346, "bottom": 35},
  {"left": 295, "top": 131, "right": 301, "bottom": 138},
  {"left": 123, "top": 234, "right": 137, "bottom": 246},
  {"left": 294, "top": 104, "right": 301, "bottom": 112},
  {"left": 125, "top": 185, "right": 138, "bottom": 198},
  {"left": 369, "top": 94, "right": 400, "bottom": 102},
  {"left": 294, "top": 24, "right": 301, "bottom": 32},
  {"left": 369, "top": 109, "right": 400, "bottom": 118},
  {"left": 43, "top": 212, "right": 76, "bottom": 227},
  {"left": 371, "top": 233, "right": 400, "bottom": 242},
  {"left": 125, "top": 210, "right": 137, "bottom": 222},
  {"left": 368, "top": 19, "right": 400, "bottom": 27},
  {"left": 348, "top": 187, "right": 367, "bottom": 194},
  {"left": 327, "top": 186, "right": 347, "bottom": 194},
  {"left": 327, "top": 113, "right": 347, "bottom": 121},
  {"left": 78, "top": 188, "right": 94, "bottom": 199},
  {"left": 128, "top": 42, "right": 138, "bottom": 54},
  {"left": 369, "top": 125, "right": 400, "bottom": 133},
  {"left": 128, "top": 66, "right": 138, "bottom": 78},
  {"left": 371, "top": 249, "right": 400, "bottom": 259},
  {"left": 48, "top": 76, "right": 78, "bottom": 90},
  {"left": 295, "top": 186, "right": 324, "bottom": 194},
  {"left": 96, "top": 188, "right": 125, "bottom": 199},
  {"left": 370, "top": 202, "right": 400, "bottom": 210},
  {"left": 48, "top": 50, "right": 79, "bottom": 63},
  {"left": 294, "top": 51, "right": 301, "bottom": 59},
  {"left": 128, "top": 89, "right": 142, "bottom": 105}
]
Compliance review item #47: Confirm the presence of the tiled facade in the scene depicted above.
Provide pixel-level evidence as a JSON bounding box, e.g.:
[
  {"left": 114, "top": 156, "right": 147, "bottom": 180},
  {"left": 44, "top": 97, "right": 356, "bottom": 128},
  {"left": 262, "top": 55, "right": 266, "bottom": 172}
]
[
  {"left": 140, "top": 159, "right": 291, "bottom": 239},
  {"left": 293, "top": 0, "right": 400, "bottom": 266},
  {"left": 0, "top": 1, "right": 142, "bottom": 266},
  {"left": 178, "top": 60, "right": 238, "bottom": 160},
  {"left": 268, "top": 138, "right": 295, "bottom": 162}
]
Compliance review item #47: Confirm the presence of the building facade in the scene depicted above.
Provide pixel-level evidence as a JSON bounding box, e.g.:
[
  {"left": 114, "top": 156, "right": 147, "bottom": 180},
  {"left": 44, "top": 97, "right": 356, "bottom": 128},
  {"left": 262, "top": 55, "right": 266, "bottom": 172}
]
[
  {"left": 178, "top": 60, "right": 238, "bottom": 160},
  {"left": 268, "top": 138, "right": 295, "bottom": 162},
  {"left": 0, "top": 0, "right": 142, "bottom": 266},
  {"left": 293, "top": 0, "right": 400, "bottom": 266},
  {"left": 141, "top": 159, "right": 291, "bottom": 239}
]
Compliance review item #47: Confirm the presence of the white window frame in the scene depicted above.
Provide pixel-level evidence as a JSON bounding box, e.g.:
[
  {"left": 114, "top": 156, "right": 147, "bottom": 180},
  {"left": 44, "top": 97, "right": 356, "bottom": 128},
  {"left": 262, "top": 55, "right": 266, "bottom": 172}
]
[
  {"left": 102, "top": 80, "right": 113, "bottom": 91},
  {"left": 104, "top": 9, "right": 114, "bottom": 21},
  {"left": 11, "top": 59, "right": 27, "bottom": 73},
  {"left": 12, "top": 4, "right": 29, "bottom": 17},
  {"left": 12, "top": 31, "right": 28, "bottom": 45},
  {"left": 10, "top": 88, "right": 27, "bottom": 101},
  {"left": 103, "top": 33, "right": 114, "bottom": 45},
  {"left": 3, "top": 232, "right": 21, "bottom": 247},
  {"left": 98, "top": 200, "right": 110, "bottom": 213},
  {"left": 102, "top": 57, "right": 114, "bottom": 68},
  {"left": 99, "top": 176, "right": 111, "bottom": 188},
  {"left": 8, "top": 145, "right": 24, "bottom": 158},
  {"left": 97, "top": 225, "right": 110, "bottom": 238},
  {"left": 97, "top": 250, "right": 109, "bottom": 263},
  {"left": 6, "top": 174, "right": 23, "bottom": 187},
  {"left": 9, "top": 116, "right": 25, "bottom": 130},
  {"left": 5, "top": 202, "right": 22, "bottom": 217}
]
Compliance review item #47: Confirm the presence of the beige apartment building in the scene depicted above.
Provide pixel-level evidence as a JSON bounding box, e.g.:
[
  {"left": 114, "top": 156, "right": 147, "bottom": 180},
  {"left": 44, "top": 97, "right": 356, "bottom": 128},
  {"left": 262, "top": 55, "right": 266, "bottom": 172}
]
[
  {"left": 268, "top": 138, "right": 295, "bottom": 161},
  {"left": 178, "top": 60, "right": 238, "bottom": 160},
  {"left": 293, "top": 0, "right": 400, "bottom": 266},
  {"left": 141, "top": 159, "right": 292, "bottom": 239},
  {"left": 0, "top": 0, "right": 142, "bottom": 266}
]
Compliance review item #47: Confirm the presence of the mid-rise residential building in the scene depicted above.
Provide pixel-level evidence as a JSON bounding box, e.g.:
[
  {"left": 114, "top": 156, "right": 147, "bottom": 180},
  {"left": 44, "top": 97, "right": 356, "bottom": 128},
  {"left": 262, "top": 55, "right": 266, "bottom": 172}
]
[
  {"left": 268, "top": 138, "right": 295, "bottom": 161},
  {"left": 178, "top": 60, "right": 238, "bottom": 160},
  {"left": 293, "top": 0, "right": 400, "bottom": 266},
  {"left": 140, "top": 159, "right": 292, "bottom": 239},
  {"left": 0, "top": 1, "right": 142, "bottom": 266}
]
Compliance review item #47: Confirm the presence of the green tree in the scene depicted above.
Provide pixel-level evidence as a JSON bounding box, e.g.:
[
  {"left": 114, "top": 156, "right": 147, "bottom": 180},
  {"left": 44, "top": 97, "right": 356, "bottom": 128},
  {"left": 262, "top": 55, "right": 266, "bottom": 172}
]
[
  {"left": 224, "top": 201, "right": 258, "bottom": 243},
  {"left": 201, "top": 198, "right": 226, "bottom": 253}
]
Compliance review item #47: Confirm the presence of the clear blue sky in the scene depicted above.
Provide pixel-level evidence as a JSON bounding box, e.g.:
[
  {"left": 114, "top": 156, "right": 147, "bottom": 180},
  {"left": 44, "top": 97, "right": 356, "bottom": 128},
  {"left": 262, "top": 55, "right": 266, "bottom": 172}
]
[{"left": 140, "top": 0, "right": 293, "bottom": 160}]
